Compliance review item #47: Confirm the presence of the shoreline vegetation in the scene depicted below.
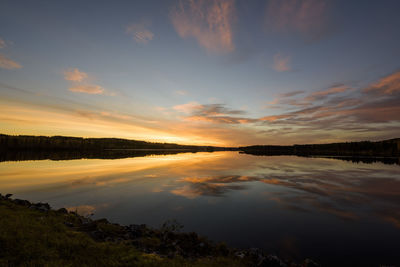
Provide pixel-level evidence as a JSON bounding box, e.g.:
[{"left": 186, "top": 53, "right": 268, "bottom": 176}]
[
  {"left": 0, "top": 134, "right": 399, "bottom": 164},
  {"left": 0, "top": 194, "right": 318, "bottom": 267}
]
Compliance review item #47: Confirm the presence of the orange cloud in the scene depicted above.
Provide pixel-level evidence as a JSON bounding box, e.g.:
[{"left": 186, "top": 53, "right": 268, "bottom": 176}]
[
  {"left": 173, "top": 101, "right": 202, "bottom": 113},
  {"left": 0, "top": 54, "right": 22, "bottom": 69},
  {"left": 63, "top": 68, "right": 113, "bottom": 96},
  {"left": 69, "top": 84, "right": 105, "bottom": 95},
  {"left": 273, "top": 53, "right": 291, "bottom": 72},
  {"left": 126, "top": 23, "right": 154, "bottom": 44},
  {"left": 185, "top": 115, "right": 257, "bottom": 124},
  {"left": 170, "top": 0, "right": 235, "bottom": 53},
  {"left": 266, "top": 0, "right": 328, "bottom": 38},
  {"left": 260, "top": 114, "right": 291, "bottom": 122},
  {"left": 63, "top": 68, "right": 88, "bottom": 82},
  {"left": 306, "top": 85, "right": 350, "bottom": 101},
  {"left": 364, "top": 71, "right": 400, "bottom": 95}
]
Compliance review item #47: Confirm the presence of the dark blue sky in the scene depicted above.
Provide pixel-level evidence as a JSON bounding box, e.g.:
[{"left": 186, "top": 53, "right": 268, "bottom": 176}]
[{"left": 0, "top": 0, "right": 399, "bottom": 145}]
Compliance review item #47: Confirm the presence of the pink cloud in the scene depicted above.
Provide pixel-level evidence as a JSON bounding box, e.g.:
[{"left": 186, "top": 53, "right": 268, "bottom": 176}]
[
  {"left": 170, "top": 0, "right": 235, "bottom": 53},
  {"left": 266, "top": 0, "right": 328, "bottom": 38},
  {"left": 364, "top": 71, "right": 400, "bottom": 95},
  {"left": 126, "top": 23, "right": 154, "bottom": 44},
  {"left": 173, "top": 101, "right": 202, "bottom": 113},
  {"left": 69, "top": 84, "right": 105, "bottom": 95},
  {"left": 63, "top": 68, "right": 88, "bottom": 82},
  {"left": 260, "top": 114, "right": 291, "bottom": 122},
  {"left": 0, "top": 54, "right": 22, "bottom": 69},
  {"left": 306, "top": 85, "right": 350, "bottom": 101}
]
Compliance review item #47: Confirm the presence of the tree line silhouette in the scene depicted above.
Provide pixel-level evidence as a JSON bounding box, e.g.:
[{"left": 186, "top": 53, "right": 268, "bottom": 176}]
[
  {"left": 0, "top": 134, "right": 223, "bottom": 151},
  {"left": 239, "top": 138, "right": 400, "bottom": 157},
  {"left": 1, "top": 134, "right": 399, "bottom": 161}
]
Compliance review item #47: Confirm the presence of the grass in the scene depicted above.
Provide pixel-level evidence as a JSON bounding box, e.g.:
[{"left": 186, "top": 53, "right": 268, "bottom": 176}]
[{"left": 0, "top": 199, "right": 246, "bottom": 267}]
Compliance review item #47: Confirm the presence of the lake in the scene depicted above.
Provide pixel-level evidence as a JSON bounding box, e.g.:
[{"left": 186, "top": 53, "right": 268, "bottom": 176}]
[{"left": 1, "top": 151, "right": 399, "bottom": 266}]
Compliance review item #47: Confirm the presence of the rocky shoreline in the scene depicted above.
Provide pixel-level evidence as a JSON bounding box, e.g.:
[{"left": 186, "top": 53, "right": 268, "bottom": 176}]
[{"left": 0, "top": 193, "right": 319, "bottom": 267}]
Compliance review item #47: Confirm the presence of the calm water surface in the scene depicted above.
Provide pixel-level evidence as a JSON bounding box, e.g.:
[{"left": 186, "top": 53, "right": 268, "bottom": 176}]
[{"left": 1, "top": 151, "right": 400, "bottom": 266}]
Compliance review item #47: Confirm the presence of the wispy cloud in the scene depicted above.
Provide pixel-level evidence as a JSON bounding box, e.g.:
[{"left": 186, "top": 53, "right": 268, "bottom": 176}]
[
  {"left": 63, "top": 68, "right": 88, "bottom": 82},
  {"left": 173, "top": 101, "right": 202, "bottom": 114},
  {"left": 267, "top": 84, "right": 351, "bottom": 108},
  {"left": 63, "top": 67, "right": 112, "bottom": 95},
  {"left": 173, "top": 102, "right": 254, "bottom": 124},
  {"left": 171, "top": 70, "right": 400, "bottom": 143},
  {"left": 174, "top": 102, "right": 245, "bottom": 116},
  {"left": 259, "top": 71, "right": 400, "bottom": 139},
  {"left": 364, "top": 71, "right": 400, "bottom": 95},
  {"left": 273, "top": 53, "right": 291, "bottom": 72},
  {"left": 279, "top": 90, "right": 305, "bottom": 98},
  {"left": 305, "top": 84, "right": 350, "bottom": 101},
  {"left": 174, "top": 90, "right": 188, "bottom": 96},
  {"left": 266, "top": 90, "right": 305, "bottom": 108},
  {"left": 170, "top": 0, "right": 235, "bottom": 53},
  {"left": 69, "top": 84, "right": 105, "bottom": 95},
  {"left": 266, "top": 0, "right": 329, "bottom": 39},
  {"left": 0, "top": 54, "right": 22, "bottom": 69},
  {"left": 0, "top": 38, "right": 21, "bottom": 70},
  {"left": 126, "top": 23, "right": 154, "bottom": 44},
  {"left": 0, "top": 38, "right": 6, "bottom": 49}
]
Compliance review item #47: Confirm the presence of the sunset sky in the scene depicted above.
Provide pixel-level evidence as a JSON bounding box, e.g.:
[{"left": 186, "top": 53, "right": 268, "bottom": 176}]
[{"left": 1, "top": 0, "right": 400, "bottom": 146}]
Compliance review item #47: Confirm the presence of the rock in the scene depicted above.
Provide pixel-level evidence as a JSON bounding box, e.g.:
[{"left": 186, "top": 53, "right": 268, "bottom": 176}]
[
  {"left": 127, "top": 224, "right": 147, "bottom": 238},
  {"left": 248, "top": 247, "right": 263, "bottom": 256},
  {"left": 95, "top": 218, "right": 109, "bottom": 224},
  {"left": 90, "top": 230, "right": 106, "bottom": 241},
  {"left": 13, "top": 199, "right": 31, "bottom": 206},
  {"left": 5, "top": 193, "right": 13, "bottom": 199},
  {"left": 303, "top": 258, "right": 319, "bottom": 267},
  {"left": 167, "top": 252, "right": 175, "bottom": 258},
  {"left": 37, "top": 207, "right": 48, "bottom": 212},
  {"left": 29, "top": 202, "right": 51, "bottom": 212},
  {"left": 64, "top": 222, "right": 74, "bottom": 227},
  {"left": 235, "top": 251, "right": 246, "bottom": 259},
  {"left": 58, "top": 208, "right": 68, "bottom": 214},
  {"left": 264, "top": 255, "right": 287, "bottom": 267},
  {"left": 105, "top": 236, "right": 114, "bottom": 242}
]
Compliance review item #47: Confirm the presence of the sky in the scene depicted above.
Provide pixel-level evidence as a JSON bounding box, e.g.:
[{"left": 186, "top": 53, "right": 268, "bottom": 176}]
[{"left": 0, "top": 0, "right": 400, "bottom": 146}]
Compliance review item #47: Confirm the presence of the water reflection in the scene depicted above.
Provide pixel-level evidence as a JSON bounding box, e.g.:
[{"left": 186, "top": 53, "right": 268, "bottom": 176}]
[
  {"left": 2, "top": 149, "right": 399, "bottom": 165},
  {"left": 169, "top": 161, "right": 400, "bottom": 227},
  {"left": 171, "top": 176, "right": 258, "bottom": 198},
  {"left": 0, "top": 149, "right": 199, "bottom": 162},
  {"left": 1, "top": 152, "right": 400, "bottom": 265}
]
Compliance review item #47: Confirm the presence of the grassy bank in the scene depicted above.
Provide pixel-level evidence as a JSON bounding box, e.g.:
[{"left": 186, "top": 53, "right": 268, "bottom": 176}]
[
  {"left": 0, "top": 195, "right": 318, "bottom": 266},
  {"left": 0, "top": 197, "right": 245, "bottom": 267}
]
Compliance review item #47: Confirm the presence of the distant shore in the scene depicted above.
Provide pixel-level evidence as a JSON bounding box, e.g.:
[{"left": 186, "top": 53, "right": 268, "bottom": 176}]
[{"left": 1, "top": 134, "right": 399, "bottom": 158}]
